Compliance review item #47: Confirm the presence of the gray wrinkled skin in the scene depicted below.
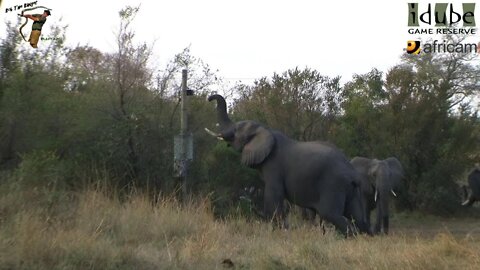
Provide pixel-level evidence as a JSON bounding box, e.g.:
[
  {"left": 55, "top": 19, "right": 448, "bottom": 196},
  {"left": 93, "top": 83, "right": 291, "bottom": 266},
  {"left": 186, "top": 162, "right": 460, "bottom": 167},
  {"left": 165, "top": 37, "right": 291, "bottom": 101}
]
[{"left": 207, "top": 94, "right": 370, "bottom": 236}]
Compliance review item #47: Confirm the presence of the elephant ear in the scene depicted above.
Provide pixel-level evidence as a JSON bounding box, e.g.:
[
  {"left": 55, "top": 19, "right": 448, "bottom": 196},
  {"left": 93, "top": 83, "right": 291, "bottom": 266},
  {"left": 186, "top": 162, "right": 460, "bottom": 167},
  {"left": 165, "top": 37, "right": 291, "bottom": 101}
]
[
  {"left": 385, "top": 157, "right": 404, "bottom": 187},
  {"left": 385, "top": 157, "right": 404, "bottom": 177},
  {"left": 241, "top": 126, "right": 275, "bottom": 166}
]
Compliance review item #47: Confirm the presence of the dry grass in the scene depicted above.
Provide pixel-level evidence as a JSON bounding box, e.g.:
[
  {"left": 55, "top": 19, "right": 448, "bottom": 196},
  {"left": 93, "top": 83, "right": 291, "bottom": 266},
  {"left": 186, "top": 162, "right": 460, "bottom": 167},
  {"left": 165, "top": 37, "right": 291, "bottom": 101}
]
[{"left": 0, "top": 186, "right": 479, "bottom": 270}]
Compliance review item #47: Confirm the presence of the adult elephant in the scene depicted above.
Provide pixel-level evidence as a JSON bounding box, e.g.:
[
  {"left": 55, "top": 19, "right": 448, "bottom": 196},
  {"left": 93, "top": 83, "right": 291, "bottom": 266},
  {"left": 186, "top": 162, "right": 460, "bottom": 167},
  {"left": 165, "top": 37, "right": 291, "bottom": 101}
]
[
  {"left": 462, "top": 168, "right": 480, "bottom": 206},
  {"left": 205, "top": 94, "right": 369, "bottom": 236},
  {"left": 350, "top": 156, "right": 404, "bottom": 234}
]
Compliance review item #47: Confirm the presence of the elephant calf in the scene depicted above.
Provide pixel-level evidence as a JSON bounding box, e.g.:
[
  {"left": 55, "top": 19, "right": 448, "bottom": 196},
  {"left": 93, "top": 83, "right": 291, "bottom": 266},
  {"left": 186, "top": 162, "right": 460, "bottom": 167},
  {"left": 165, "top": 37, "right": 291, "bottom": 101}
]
[{"left": 462, "top": 168, "right": 480, "bottom": 207}]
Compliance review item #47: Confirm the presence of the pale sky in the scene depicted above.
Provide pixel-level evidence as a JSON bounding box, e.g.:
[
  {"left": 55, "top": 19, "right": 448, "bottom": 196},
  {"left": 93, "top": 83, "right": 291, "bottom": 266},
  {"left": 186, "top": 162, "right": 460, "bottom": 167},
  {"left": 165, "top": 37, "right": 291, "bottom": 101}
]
[{"left": 0, "top": 0, "right": 478, "bottom": 84}]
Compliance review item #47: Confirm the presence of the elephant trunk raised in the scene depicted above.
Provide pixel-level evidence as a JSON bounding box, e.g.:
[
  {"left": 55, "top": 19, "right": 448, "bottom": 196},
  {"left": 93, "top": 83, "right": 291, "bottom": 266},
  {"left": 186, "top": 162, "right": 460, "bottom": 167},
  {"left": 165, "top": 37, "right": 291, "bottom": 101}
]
[
  {"left": 205, "top": 94, "right": 235, "bottom": 140},
  {"left": 208, "top": 94, "right": 233, "bottom": 131}
]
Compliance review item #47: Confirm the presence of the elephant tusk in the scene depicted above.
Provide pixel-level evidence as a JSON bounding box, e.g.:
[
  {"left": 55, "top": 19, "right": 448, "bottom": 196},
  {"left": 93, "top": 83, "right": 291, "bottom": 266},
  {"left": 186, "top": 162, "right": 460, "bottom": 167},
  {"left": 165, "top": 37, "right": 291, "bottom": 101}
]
[
  {"left": 391, "top": 190, "right": 397, "bottom": 197},
  {"left": 461, "top": 199, "right": 471, "bottom": 206},
  {"left": 374, "top": 190, "right": 378, "bottom": 202},
  {"left": 204, "top": 127, "right": 219, "bottom": 136},
  {"left": 204, "top": 127, "right": 224, "bottom": 140}
]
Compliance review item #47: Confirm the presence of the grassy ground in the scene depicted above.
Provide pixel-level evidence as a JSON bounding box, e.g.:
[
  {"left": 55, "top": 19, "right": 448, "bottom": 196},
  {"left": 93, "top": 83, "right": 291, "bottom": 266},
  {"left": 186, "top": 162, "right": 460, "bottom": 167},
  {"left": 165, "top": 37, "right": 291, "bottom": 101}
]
[{"left": 0, "top": 185, "right": 479, "bottom": 270}]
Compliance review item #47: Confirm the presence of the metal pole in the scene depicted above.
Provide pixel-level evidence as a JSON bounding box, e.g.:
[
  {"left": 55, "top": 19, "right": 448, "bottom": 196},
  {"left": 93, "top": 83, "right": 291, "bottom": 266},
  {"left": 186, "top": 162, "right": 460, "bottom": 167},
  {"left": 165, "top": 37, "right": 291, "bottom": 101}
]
[{"left": 180, "top": 69, "right": 188, "bottom": 201}]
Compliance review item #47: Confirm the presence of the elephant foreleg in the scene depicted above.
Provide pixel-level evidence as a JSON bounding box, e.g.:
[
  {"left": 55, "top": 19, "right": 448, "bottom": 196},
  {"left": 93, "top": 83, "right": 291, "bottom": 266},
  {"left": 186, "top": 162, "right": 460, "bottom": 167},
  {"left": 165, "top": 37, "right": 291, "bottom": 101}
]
[
  {"left": 383, "top": 216, "right": 389, "bottom": 234},
  {"left": 374, "top": 215, "right": 381, "bottom": 234},
  {"left": 374, "top": 197, "right": 382, "bottom": 234},
  {"left": 301, "top": 208, "right": 316, "bottom": 222},
  {"left": 366, "top": 207, "right": 372, "bottom": 233},
  {"left": 375, "top": 195, "right": 389, "bottom": 234},
  {"left": 344, "top": 187, "right": 371, "bottom": 235},
  {"left": 263, "top": 183, "right": 287, "bottom": 229},
  {"left": 302, "top": 208, "right": 327, "bottom": 234},
  {"left": 323, "top": 214, "right": 350, "bottom": 237},
  {"left": 320, "top": 219, "right": 326, "bottom": 235}
]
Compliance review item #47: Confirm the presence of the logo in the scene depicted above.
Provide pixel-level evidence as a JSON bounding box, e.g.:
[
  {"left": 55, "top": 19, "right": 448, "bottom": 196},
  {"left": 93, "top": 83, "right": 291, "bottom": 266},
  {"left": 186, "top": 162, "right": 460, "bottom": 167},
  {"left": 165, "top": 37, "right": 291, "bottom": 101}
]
[
  {"left": 405, "top": 40, "right": 479, "bottom": 54},
  {"left": 406, "top": 3, "right": 478, "bottom": 55},
  {"left": 407, "top": 41, "right": 421, "bottom": 54},
  {"left": 408, "top": 3, "right": 476, "bottom": 27},
  {"left": 407, "top": 3, "right": 477, "bottom": 35}
]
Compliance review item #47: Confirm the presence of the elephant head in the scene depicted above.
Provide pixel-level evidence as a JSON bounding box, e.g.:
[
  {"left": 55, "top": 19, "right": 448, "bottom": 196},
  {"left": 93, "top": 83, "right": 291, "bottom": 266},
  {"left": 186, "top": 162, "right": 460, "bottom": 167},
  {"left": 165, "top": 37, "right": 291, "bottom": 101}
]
[
  {"left": 205, "top": 95, "right": 275, "bottom": 166},
  {"left": 369, "top": 160, "right": 392, "bottom": 201},
  {"left": 461, "top": 168, "right": 480, "bottom": 206}
]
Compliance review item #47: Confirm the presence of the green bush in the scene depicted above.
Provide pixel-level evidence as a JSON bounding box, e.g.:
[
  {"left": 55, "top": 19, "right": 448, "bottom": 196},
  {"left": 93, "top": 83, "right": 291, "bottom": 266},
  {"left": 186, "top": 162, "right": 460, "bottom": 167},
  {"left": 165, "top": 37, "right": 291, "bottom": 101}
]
[
  {"left": 203, "top": 143, "right": 262, "bottom": 219},
  {"left": 13, "top": 151, "right": 69, "bottom": 189},
  {"left": 416, "top": 161, "right": 463, "bottom": 215}
]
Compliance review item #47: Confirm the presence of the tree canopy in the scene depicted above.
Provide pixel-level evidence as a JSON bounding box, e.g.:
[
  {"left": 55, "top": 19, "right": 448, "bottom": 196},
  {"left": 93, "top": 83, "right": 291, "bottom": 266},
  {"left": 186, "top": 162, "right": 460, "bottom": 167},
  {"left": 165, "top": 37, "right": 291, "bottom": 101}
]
[{"left": 0, "top": 6, "right": 478, "bottom": 216}]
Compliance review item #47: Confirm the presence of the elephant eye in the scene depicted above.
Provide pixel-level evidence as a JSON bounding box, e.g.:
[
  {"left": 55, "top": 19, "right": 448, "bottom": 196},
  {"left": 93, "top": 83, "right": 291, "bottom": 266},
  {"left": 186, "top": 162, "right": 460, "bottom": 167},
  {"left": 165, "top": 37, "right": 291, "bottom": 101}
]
[{"left": 220, "top": 127, "right": 236, "bottom": 142}]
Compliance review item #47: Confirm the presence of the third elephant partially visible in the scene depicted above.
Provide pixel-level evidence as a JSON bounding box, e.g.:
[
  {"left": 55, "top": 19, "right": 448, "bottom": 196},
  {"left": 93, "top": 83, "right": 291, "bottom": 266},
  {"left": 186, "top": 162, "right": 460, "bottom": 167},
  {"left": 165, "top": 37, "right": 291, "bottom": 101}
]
[
  {"left": 350, "top": 156, "right": 405, "bottom": 234},
  {"left": 462, "top": 167, "right": 480, "bottom": 207}
]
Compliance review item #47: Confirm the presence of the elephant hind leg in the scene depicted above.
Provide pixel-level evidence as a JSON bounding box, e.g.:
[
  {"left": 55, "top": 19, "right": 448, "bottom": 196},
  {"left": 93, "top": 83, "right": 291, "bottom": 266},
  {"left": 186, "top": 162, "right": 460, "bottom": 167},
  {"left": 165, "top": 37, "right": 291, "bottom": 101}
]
[{"left": 263, "top": 182, "right": 288, "bottom": 229}]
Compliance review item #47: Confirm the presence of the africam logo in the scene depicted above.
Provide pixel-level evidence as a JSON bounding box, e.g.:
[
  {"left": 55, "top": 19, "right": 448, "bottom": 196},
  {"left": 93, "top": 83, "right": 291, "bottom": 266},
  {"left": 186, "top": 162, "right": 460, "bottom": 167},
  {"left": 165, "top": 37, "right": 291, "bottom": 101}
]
[
  {"left": 406, "top": 40, "right": 480, "bottom": 54},
  {"left": 407, "top": 41, "right": 422, "bottom": 54}
]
